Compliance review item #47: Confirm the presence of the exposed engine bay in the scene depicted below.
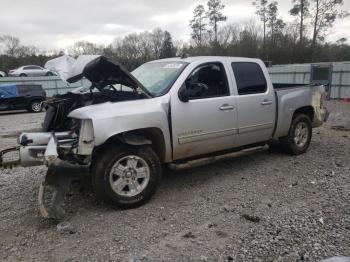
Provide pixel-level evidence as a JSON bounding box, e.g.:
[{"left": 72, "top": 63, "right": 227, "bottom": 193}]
[
  {"left": 42, "top": 88, "right": 146, "bottom": 132},
  {"left": 42, "top": 55, "right": 151, "bottom": 132}
]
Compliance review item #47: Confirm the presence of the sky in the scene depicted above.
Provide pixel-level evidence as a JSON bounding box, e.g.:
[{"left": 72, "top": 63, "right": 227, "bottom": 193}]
[{"left": 0, "top": 0, "right": 349, "bottom": 51}]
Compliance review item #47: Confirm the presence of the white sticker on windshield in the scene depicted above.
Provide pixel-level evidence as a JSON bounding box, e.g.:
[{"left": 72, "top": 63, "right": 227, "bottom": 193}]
[{"left": 163, "top": 63, "right": 183, "bottom": 69}]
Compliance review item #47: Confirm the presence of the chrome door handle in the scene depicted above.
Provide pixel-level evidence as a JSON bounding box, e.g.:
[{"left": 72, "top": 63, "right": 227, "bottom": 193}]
[
  {"left": 261, "top": 100, "right": 273, "bottom": 105},
  {"left": 219, "top": 104, "right": 234, "bottom": 110}
]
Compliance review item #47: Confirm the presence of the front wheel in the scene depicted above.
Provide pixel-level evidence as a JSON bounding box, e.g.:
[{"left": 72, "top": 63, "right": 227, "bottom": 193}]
[
  {"left": 91, "top": 145, "right": 161, "bottom": 208},
  {"left": 29, "top": 101, "right": 43, "bottom": 112},
  {"left": 280, "top": 114, "right": 312, "bottom": 155}
]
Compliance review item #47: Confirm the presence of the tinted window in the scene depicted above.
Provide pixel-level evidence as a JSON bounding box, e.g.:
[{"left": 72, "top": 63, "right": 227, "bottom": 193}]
[
  {"left": 17, "top": 85, "right": 43, "bottom": 96},
  {"left": 231, "top": 62, "right": 267, "bottom": 95},
  {"left": 185, "top": 63, "right": 229, "bottom": 99},
  {"left": 17, "top": 85, "right": 31, "bottom": 96}
]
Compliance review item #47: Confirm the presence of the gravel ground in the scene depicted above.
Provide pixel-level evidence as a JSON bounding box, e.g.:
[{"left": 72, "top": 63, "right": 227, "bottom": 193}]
[{"left": 0, "top": 101, "right": 349, "bottom": 262}]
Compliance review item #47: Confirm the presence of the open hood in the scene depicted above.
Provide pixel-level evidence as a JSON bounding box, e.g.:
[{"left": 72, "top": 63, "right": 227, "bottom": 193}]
[{"left": 45, "top": 55, "right": 152, "bottom": 97}]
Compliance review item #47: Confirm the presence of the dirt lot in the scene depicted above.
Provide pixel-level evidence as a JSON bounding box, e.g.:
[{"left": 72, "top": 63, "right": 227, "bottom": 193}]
[{"left": 0, "top": 101, "right": 350, "bottom": 262}]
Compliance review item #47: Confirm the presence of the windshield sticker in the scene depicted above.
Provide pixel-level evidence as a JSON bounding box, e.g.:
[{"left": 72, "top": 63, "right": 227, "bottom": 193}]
[{"left": 163, "top": 63, "right": 183, "bottom": 69}]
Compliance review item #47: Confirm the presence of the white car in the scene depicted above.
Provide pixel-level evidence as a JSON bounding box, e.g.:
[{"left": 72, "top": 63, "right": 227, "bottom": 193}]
[
  {"left": 0, "top": 71, "right": 6, "bottom": 77},
  {"left": 8, "top": 65, "right": 54, "bottom": 77}
]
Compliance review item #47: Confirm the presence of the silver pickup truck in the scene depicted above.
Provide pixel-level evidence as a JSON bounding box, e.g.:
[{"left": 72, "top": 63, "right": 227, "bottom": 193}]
[{"left": 0, "top": 55, "right": 328, "bottom": 218}]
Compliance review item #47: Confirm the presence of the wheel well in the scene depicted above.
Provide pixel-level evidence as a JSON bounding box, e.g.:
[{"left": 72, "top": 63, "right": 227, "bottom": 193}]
[
  {"left": 92, "top": 128, "right": 166, "bottom": 163},
  {"left": 293, "top": 106, "right": 314, "bottom": 121}
]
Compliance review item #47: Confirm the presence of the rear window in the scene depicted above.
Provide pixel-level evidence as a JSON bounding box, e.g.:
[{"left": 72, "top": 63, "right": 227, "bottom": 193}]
[{"left": 231, "top": 62, "right": 267, "bottom": 95}]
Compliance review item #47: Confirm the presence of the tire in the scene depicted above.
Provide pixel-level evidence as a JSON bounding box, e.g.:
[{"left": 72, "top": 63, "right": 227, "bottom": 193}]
[
  {"left": 45, "top": 72, "right": 53, "bottom": 76},
  {"left": 280, "top": 114, "right": 312, "bottom": 155},
  {"left": 29, "top": 101, "right": 43, "bottom": 112},
  {"left": 19, "top": 73, "right": 27, "bottom": 77},
  {"left": 91, "top": 145, "right": 162, "bottom": 208}
]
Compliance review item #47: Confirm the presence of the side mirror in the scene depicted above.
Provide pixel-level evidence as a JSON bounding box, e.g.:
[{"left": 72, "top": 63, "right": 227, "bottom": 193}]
[
  {"left": 178, "top": 82, "right": 209, "bottom": 102},
  {"left": 178, "top": 84, "right": 190, "bottom": 102}
]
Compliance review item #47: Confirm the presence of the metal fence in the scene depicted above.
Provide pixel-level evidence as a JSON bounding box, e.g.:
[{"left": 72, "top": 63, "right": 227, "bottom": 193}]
[
  {"left": 268, "top": 62, "right": 350, "bottom": 99},
  {"left": 0, "top": 76, "right": 91, "bottom": 97},
  {"left": 1, "top": 62, "right": 350, "bottom": 99}
]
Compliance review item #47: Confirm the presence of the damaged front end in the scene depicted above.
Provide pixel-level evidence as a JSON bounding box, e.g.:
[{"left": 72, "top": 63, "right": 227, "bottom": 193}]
[
  {"left": 0, "top": 119, "right": 94, "bottom": 219},
  {"left": 0, "top": 55, "right": 150, "bottom": 219}
]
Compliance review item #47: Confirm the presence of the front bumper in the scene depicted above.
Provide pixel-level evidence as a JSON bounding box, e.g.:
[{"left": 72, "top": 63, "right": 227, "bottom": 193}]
[
  {"left": 0, "top": 131, "right": 77, "bottom": 169},
  {"left": 20, "top": 131, "right": 77, "bottom": 167}
]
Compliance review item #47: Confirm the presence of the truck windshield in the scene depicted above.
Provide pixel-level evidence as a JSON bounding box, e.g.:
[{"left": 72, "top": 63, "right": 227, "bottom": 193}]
[{"left": 132, "top": 61, "right": 188, "bottom": 96}]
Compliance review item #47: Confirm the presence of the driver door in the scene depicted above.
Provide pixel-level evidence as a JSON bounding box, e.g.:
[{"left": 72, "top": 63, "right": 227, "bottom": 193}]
[{"left": 171, "top": 62, "right": 238, "bottom": 160}]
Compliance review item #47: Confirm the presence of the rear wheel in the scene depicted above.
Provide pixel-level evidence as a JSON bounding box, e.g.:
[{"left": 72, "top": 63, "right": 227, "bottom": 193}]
[
  {"left": 19, "top": 73, "right": 27, "bottom": 77},
  {"left": 280, "top": 114, "right": 312, "bottom": 155},
  {"left": 29, "top": 101, "right": 43, "bottom": 112},
  {"left": 92, "top": 145, "right": 161, "bottom": 208}
]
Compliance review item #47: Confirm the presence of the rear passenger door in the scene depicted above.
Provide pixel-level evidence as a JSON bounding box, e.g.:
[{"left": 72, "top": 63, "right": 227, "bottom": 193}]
[{"left": 230, "top": 61, "right": 276, "bottom": 146}]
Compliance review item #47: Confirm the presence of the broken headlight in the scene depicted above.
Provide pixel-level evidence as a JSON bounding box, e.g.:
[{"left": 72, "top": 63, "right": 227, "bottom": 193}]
[{"left": 70, "top": 118, "right": 82, "bottom": 135}]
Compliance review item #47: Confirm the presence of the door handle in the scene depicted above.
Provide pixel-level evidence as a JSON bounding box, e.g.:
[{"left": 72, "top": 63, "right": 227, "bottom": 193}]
[
  {"left": 261, "top": 100, "right": 273, "bottom": 106},
  {"left": 219, "top": 104, "right": 234, "bottom": 110}
]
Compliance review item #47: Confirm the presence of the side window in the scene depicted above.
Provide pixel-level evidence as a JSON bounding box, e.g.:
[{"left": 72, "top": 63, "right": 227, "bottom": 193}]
[
  {"left": 23, "top": 66, "right": 31, "bottom": 70},
  {"left": 231, "top": 62, "right": 267, "bottom": 95},
  {"left": 17, "top": 85, "right": 31, "bottom": 96},
  {"left": 185, "top": 63, "right": 229, "bottom": 99},
  {"left": 31, "top": 85, "right": 42, "bottom": 93},
  {"left": 32, "top": 66, "right": 42, "bottom": 70}
]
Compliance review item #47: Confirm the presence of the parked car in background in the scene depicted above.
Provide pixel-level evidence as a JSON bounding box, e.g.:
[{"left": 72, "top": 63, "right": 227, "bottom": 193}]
[
  {"left": 0, "top": 84, "right": 46, "bottom": 112},
  {"left": 0, "top": 71, "right": 6, "bottom": 77},
  {"left": 8, "top": 65, "right": 55, "bottom": 77}
]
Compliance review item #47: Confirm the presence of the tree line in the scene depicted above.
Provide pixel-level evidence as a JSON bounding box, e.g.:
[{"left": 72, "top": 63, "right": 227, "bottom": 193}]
[{"left": 0, "top": 0, "right": 349, "bottom": 73}]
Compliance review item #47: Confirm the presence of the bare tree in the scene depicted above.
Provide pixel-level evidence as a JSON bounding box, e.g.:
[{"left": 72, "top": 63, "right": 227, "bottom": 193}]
[
  {"left": 68, "top": 40, "right": 102, "bottom": 56},
  {"left": 0, "top": 35, "right": 20, "bottom": 56},
  {"left": 206, "top": 0, "right": 227, "bottom": 43},
  {"left": 189, "top": 5, "right": 207, "bottom": 46},
  {"left": 150, "top": 28, "right": 165, "bottom": 59},
  {"left": 310, "top": 0, "right": 349, "bottom": 60},
  {"left": 217, "top": 24, "right": 239, "bottom": 48}
]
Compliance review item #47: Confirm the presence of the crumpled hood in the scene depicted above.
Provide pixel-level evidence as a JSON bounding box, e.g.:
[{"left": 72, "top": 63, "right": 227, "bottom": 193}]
[{"left": 45, "top": 55, "right": 152, "bottom": 97}]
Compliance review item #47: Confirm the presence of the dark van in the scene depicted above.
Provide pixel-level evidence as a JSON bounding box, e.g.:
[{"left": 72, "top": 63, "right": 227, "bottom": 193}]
[{"left": 0, "top": 84, "right": 46, "bottom": 112}]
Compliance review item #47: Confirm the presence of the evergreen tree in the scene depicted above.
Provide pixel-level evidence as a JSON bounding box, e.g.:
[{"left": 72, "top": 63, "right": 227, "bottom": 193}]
[
  {"left": 160, "top": 31, "right": 176, "bottom": 58},
  {"left": 290, "top": 0, "right": 310, "bottom": 44},
  {"left": 252, "top": 0, "right": 269, "bottom": 59},
  {"left": 206, "top": 0, "right": 227, "bottom": 43},
  {"left": 189, "top": 5, "right": 207, "bottom": 46}
]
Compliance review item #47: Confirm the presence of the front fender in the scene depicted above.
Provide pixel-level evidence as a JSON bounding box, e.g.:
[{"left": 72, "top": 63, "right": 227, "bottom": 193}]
[{"left": 92, "top": 115, "right": 172, "bottom": 162}]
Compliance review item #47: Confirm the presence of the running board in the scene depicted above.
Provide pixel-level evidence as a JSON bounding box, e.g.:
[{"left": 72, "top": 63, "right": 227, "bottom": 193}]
[{"left": 168, "top": 145, "right": 267, "bottom": 170}]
